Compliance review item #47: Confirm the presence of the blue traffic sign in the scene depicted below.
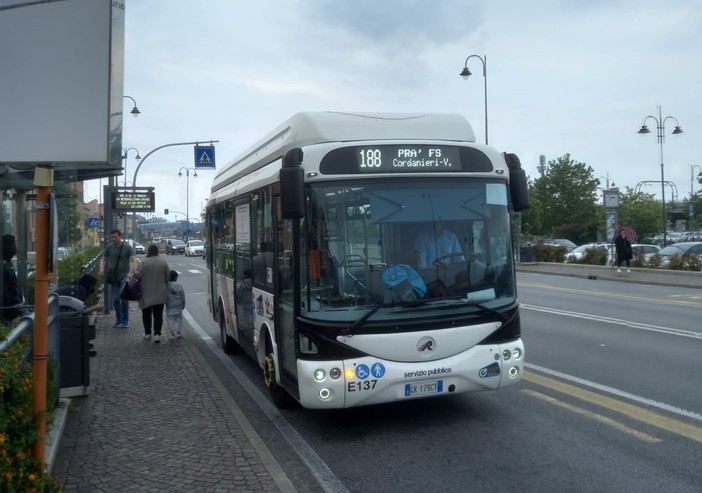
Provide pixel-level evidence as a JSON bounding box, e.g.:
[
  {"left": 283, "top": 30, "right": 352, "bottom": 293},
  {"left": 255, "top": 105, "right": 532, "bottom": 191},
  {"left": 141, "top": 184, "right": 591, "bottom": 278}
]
[
  {"left": 87, "top": 217, "right": 100, "bottom": 228},
  {"left": 194, "top": 145, "right": 216, "bottom": 169}
]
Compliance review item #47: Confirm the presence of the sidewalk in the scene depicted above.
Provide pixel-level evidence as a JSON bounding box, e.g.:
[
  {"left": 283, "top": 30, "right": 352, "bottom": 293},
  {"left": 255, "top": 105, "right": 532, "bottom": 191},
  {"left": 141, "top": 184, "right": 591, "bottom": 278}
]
[
  {"left": 50, "top": 305, "right": 296, "bottom": 492},
  {"left": 516, "top": 261, "right": 702, "bottom": 289}
]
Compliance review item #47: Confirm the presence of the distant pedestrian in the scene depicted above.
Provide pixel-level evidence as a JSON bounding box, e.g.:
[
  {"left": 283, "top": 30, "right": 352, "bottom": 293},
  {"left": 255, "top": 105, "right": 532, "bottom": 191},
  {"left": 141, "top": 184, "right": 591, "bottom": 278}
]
[
  {"left": 165, "top": 270, "right": 185, "bottom": 340},
  {"left": 1, "top": 234, "right": 27, "bottom": 323},
  {"left": 99, "top": 229, "right": 137, "bottom": 328},
  {"left": 615, "top": 230, "right": 633, "bottom": 273},
  {"left": 135, "top": 244, "right": 170, "bottom": 343}
]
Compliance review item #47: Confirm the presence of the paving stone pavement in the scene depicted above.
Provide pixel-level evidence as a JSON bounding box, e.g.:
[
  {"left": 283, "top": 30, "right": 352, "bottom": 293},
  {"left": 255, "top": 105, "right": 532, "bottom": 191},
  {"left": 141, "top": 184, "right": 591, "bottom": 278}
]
[{"left": 51, "top": 306, "right": 293, "bottom": 493}]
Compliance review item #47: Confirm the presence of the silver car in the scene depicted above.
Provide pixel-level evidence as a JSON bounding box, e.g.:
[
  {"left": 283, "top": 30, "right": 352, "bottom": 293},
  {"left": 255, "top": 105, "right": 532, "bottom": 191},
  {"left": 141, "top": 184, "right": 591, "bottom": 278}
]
[{"left": 657, "top": 242, "right": 702, "bottom": 268}]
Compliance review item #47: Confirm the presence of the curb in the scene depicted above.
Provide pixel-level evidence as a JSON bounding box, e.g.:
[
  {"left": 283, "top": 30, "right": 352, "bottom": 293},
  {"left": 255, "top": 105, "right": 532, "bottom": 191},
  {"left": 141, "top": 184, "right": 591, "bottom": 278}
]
[{"left": 45, "top": 397, "right": 71, "bottom": 473}]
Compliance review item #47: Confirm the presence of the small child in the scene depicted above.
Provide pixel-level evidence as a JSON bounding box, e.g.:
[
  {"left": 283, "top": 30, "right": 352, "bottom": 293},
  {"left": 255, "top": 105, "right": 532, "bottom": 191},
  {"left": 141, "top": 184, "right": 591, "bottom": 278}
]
[{"left": 166, "top": 270, "right": 186, "bottom": 339}]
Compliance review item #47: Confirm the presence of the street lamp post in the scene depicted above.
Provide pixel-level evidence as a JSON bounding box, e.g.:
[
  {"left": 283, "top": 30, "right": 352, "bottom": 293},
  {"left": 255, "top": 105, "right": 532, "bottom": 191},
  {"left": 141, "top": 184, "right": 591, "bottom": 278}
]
[
  {"left": 459, "top": 54, "right": 488, "bottom": 145},
  {"left": 122, "top": 147, "right": 141, "bottom": 189},
  {"left": 123, "top": 95, "right": 141, "bottom": 118},
  {"left": 638, "top": 105, "right": 684, "bottom": 247},
  {"left": 690, "top": 164, "right": 702, "bottom": 230},
  {"left": 178, "top": 167, "right": 197, "bottom": 241}
]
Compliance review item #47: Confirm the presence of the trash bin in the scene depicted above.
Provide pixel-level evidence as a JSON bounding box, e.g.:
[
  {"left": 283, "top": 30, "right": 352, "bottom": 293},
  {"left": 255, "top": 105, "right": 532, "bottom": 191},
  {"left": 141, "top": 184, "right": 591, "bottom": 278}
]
[
  {"left": 58, "top": 296, "right": 94, "bottom": 397},
  {"left": 520, "top": 245, "right": 537, "bottom": 264}
]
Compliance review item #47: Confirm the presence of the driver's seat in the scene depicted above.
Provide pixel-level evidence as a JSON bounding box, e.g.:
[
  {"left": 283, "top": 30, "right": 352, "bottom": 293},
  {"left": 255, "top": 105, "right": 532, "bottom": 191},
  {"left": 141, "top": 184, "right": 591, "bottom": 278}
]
[{"left": 389, "top": 250, "right": 418, "bottom": 268}]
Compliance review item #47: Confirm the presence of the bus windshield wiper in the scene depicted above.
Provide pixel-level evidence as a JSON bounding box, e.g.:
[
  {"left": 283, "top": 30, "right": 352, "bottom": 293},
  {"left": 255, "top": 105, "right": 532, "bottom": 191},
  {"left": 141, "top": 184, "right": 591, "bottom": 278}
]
[{"left": 341, "top": 299, "right": 430, "bottom": 337}]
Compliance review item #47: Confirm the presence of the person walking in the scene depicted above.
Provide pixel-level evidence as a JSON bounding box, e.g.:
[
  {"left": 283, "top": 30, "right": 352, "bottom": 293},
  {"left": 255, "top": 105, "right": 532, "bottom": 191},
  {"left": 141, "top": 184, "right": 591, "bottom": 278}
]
[
  {"left": 99, "top": 229, "right": 136, "bottom": 327},
  {"left": 614, "top": 230, "right": 633, "bottom": 273},
  {"left": 135, "top": 244, "right": 170, "bottom": 343},
  {"left": 165, "top": 270, "right": 185, "bottom": 340}
]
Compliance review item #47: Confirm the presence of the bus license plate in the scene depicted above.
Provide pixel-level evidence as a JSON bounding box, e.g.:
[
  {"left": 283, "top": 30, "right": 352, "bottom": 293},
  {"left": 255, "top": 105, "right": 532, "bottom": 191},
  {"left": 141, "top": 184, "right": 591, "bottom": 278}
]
[{"left": 405, "top": 380, "right": 443, "bottom": 397}]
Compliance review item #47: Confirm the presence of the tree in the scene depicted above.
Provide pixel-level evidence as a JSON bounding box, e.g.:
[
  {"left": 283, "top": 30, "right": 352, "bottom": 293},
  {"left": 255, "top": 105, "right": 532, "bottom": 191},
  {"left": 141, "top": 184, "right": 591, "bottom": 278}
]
[
  {"left": 525, "top": 154, "right": 600, "bottom": 244},
  {"left": 684, "top": 191, "right": 702, "bottom": 230},
  {"left": 55, "top": 183, "right": 83, "bottom": 246},
  {"left": 616, "top": 188, "right": 661, "bottom": 243}
]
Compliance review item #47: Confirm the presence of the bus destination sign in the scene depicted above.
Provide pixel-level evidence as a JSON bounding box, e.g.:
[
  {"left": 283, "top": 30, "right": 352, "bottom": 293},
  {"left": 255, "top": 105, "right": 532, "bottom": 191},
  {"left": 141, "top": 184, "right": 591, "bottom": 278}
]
[
  {"left": 319, "top": 144, "right": 494, "bottom": 175},
  {"left": 357, "top": 145, "right": 461, "bottom": 172},
  {"left": 111, "top": 188, "right": 155, "bottom": 212}
]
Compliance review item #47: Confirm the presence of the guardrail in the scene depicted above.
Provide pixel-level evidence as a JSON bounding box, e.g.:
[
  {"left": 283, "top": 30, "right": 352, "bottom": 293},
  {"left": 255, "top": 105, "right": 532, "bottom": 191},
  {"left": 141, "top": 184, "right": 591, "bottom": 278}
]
[
  {"left": 81, "top": 251, "right": 103, "bottom": 277},
  {"left": 0, "top": 293, "right": 60, "bottom": 403}
]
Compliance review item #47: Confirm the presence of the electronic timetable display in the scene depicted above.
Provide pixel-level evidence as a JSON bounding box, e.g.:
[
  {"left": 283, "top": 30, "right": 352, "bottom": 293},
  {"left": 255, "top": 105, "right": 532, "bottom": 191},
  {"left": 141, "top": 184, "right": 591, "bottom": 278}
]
[{"left": 319, "top": 145, "right": 493, "bottom": 174}]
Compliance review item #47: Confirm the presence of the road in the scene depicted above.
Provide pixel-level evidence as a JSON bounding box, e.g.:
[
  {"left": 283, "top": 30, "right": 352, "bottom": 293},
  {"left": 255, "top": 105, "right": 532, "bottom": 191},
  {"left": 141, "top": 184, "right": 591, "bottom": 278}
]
[{"left": 164, "top": 253, "right": 702, "bottom": 493}]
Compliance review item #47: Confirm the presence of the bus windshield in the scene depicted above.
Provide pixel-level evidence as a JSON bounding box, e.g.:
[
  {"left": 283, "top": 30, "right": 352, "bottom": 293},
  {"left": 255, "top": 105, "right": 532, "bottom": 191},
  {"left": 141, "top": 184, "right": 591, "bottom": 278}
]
[{"left": 299, "top": 178, "right": 515, "bottom": 323}]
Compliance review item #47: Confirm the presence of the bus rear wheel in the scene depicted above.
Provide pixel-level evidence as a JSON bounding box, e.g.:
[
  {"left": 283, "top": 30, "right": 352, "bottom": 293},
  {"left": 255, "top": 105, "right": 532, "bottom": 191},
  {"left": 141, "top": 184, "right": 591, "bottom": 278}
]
[
  {"left": 263, "top": 353, "right": 294, "bottom": 408},
  {"left": 219, "top": 307, "right": 239, "bottom": 354}
]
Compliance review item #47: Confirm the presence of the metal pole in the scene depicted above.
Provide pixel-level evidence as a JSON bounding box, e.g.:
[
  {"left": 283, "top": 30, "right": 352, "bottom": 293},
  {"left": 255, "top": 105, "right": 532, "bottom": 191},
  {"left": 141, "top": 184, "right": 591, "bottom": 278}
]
[
  {"left": 657, "top": 105, "right": 667, "bottom": 247},
  {"left": 186, "top": 170, "right": 190, "bottom": 241},
  {"left": 483, "top": 55, "right": 488, "bottom": 145}
]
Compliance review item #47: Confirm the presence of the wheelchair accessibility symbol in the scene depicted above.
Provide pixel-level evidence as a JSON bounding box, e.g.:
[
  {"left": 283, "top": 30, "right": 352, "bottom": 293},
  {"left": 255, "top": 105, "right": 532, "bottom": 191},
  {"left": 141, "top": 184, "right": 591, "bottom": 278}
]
[{"left": 355, "top": 364, "right": 370, "bottom": 380}]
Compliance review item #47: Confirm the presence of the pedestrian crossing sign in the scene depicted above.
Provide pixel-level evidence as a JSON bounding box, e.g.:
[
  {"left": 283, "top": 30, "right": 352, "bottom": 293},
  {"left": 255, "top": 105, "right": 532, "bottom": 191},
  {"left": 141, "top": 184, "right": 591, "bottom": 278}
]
[{"left": 194, "top": 145, "right": 216, "bottom": 169}]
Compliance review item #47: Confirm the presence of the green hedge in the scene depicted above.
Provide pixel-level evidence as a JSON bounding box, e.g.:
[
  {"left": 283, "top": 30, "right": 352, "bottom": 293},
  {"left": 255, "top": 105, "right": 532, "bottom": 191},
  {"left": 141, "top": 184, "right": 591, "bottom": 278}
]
[{"left": 0, "top": 322, "right": 62, "bottom": 492}]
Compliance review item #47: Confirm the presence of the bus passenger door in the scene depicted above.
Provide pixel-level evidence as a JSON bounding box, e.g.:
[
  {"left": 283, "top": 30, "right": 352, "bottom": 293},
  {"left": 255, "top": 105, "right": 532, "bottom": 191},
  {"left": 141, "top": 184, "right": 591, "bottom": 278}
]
[{"left": 275, "top": 196, "right": 298, "bottom": 384}]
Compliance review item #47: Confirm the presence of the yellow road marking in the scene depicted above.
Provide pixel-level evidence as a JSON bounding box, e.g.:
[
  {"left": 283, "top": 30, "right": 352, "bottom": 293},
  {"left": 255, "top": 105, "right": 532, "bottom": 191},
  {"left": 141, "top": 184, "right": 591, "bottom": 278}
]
[
  {"left": 519, "top": 282, "right": 702, "bottom": 307},
  {"left": 524, "top": 371, "right": 702, "bottom": 444},
  {"left": 521, "top": 389, "right": 662, "bottom": 443}
]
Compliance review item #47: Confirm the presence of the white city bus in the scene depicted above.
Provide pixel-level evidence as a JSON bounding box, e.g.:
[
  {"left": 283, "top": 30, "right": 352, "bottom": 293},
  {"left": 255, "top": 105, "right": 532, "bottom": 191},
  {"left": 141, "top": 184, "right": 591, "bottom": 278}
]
[{"left": 205, "top": 112, "right": 530, "bottom": 409}]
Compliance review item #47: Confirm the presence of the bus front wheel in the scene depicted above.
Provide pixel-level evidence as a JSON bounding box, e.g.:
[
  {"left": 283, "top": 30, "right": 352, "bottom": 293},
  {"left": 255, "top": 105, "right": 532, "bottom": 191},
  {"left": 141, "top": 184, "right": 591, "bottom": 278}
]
[{"left": 263, "top": 352, "right": 294, "bottom": 408}]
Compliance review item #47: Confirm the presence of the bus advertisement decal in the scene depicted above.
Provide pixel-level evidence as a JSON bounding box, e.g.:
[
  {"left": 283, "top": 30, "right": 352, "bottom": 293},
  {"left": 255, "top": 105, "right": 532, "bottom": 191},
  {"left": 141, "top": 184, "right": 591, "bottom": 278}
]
[{"left": 479, "top": 362, "right": 501, "bottom": 378}]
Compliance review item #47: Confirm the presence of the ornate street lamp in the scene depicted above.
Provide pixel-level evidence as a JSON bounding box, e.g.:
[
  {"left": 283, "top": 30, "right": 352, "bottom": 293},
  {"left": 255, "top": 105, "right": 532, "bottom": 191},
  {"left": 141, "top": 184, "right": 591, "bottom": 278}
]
[
  {"left": 459, "top": 54, "right": 488, "bottom": 144},
  {"left": 638, "top": 105, "right": 684, "bottom": 247},
  {"left": 123, "top": 95, "right": 141, "bottom": 118}
]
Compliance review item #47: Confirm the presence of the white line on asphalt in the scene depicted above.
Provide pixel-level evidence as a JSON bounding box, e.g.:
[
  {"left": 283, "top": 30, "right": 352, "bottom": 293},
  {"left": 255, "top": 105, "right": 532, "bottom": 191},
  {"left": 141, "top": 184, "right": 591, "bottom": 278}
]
[
  {"left": 521, "top": 303, "right": 702, "bottom": 339},
  {"left": 188, "top": 269, "right": 201, "bottom": 273},
  {"left": 526, "top": 363, "right": 702, "bottom": 423},
  {"left": 184, "top": 309, "right": 350, "bottom": 493}
]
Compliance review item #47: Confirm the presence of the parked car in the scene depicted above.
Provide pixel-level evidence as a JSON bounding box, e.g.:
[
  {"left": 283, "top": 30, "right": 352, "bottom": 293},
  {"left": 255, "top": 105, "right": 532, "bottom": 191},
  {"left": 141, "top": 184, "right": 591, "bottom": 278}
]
[
  {"left": 656, "top": 242, "right": 702, "bottom": 268},
  {"left": 185, "top": 240, "right": 204, "bottom": 257},
  {"left": 565, "top": 243, "right": 607, "bottom": 263},
  {"left": 542, "top": 239, "right": 577, "bottom": 252},
  {"left": 166, "top": 239, "right": 186, "bottom": 255},
  {"left": 606, "top": 243, "right": 661, "bottom": 264}
]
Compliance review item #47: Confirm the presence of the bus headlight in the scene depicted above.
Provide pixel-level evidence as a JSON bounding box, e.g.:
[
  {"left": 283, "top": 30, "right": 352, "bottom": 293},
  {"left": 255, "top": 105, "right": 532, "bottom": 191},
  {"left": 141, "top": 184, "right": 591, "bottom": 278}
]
[
  {"left": 314, "top": 369, "right": 325, "bottom": 381},
  {"left": 329, "top": 367, "right": 341, "bottom": 380},
  {"left": 508, "top": 366, "right": 519, "bottom": 378},
  {"left": 512, "top": 348, "right": 522, "bottom": 359},
  {"left": 502, "top": 349, "right": 511, "bottom": 360},
  {"left": 319, "top": 388, "right": 332, "bottom": 400}
]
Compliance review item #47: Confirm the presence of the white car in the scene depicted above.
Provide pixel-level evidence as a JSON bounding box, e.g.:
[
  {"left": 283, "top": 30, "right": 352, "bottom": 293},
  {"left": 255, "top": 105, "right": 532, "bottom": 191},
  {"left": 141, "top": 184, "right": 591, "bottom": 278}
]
[{"left": 185, "top": 240, "right": 204, "bottom": 257}]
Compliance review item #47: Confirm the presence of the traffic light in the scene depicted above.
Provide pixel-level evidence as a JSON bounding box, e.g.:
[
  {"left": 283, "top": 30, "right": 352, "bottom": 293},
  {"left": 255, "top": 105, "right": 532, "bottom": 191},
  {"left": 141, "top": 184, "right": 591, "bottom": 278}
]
[{"left": 164, "top": 208, "right": 169, "bottom": 215}]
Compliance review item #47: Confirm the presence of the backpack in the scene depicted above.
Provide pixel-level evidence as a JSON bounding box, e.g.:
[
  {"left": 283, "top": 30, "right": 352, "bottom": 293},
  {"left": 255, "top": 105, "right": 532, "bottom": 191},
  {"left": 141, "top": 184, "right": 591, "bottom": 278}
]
[{"left": 382, "top": 264, "right": 427, "bottom": 303}]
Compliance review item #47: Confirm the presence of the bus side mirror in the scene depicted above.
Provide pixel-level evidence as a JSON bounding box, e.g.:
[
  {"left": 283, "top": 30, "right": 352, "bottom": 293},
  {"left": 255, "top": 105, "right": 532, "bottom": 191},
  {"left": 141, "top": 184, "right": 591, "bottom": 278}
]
[
  {"left": 281, "top": 148, "right": 305, "bottom": 219},
  {"left": 504, "top": 153, "right": 530, "bottom": 212}
]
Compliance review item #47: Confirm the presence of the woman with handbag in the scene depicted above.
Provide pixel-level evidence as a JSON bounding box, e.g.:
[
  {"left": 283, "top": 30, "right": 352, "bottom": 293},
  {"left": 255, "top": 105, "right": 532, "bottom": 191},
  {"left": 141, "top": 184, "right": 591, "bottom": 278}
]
[{"left": 135, "top": 244, "right": 170, "bottom": 343}]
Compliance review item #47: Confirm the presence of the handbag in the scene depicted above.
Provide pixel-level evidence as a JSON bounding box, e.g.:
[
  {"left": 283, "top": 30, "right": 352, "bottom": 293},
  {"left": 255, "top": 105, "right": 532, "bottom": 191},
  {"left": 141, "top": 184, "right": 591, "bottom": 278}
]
[{"left": 119, "top": 276, "right": 142, "bottom": 301}]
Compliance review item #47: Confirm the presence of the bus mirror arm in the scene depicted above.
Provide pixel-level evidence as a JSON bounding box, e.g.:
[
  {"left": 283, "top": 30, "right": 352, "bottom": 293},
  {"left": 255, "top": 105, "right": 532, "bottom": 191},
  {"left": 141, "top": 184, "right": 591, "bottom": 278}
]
[{"left": 281, "top": 148, "right": 305, "bottom": 219}]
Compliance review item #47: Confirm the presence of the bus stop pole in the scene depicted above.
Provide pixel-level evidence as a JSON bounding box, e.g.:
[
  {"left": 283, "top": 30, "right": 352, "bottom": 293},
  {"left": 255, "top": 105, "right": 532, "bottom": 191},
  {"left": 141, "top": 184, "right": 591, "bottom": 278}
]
[{"left": 32, "top": 166, "right": 53, "bottom": 464}]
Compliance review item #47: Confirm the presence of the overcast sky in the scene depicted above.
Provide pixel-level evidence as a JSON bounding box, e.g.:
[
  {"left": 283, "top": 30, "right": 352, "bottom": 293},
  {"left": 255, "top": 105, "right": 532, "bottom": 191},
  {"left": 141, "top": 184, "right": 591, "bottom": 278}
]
[{"left": 82, "top": 0, "right": 702, "bottom": 221}]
